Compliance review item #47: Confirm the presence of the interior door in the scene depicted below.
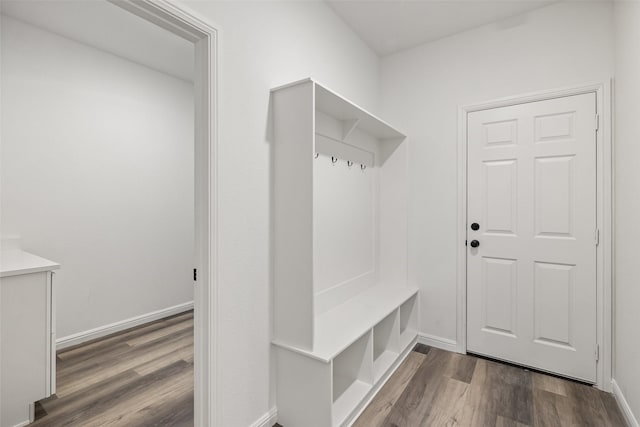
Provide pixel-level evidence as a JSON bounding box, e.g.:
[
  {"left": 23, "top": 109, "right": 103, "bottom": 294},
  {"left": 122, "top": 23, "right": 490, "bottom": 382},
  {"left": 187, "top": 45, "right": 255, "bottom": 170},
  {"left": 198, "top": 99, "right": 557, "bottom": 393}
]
[{"left": 466, "top": 93, "right": 598, "bottom": 382}]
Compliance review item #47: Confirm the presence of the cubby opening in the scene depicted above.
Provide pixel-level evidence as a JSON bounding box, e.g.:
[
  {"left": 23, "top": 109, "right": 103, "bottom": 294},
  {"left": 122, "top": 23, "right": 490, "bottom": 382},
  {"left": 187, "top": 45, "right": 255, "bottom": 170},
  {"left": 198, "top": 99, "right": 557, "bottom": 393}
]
[
  {"left": 332, "top": 333, "right": 373, "bottom": 426},
  {"left": 400, "top": 295, "right": 418, "bottom": 349},
  {"left": 373, "top": 310, "right": 400, "bottom": 381}
]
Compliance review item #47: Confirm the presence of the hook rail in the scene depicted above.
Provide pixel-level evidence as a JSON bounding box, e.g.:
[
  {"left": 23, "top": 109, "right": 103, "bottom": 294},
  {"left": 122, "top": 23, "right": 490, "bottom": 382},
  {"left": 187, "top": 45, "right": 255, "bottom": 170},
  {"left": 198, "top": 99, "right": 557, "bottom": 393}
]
[{"left": 315, "top": 153, "right": 369, "bottom": 171}]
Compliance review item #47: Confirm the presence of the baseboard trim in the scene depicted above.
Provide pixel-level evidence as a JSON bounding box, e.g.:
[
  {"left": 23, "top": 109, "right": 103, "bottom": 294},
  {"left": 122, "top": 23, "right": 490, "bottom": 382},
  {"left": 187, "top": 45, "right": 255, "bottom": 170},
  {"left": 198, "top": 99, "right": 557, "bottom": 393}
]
[
  {"left": 56, "top": 301, "right": 194, "bottom": 350},
  {"left": 417, "top": 333, "right": 458, "bottom": 353},
  {"left": 250, "top": 406, "right": 278, "bottom": 427},
  {"left": 612, "top": 379, "right": 639, "bottom": 427}
]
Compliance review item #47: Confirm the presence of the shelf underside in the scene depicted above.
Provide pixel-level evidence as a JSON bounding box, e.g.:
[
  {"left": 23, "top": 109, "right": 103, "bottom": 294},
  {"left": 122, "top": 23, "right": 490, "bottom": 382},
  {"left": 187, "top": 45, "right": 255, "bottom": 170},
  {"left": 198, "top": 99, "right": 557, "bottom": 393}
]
[{"left": 315, "top": 83, "right": 405, "bottom": 141}]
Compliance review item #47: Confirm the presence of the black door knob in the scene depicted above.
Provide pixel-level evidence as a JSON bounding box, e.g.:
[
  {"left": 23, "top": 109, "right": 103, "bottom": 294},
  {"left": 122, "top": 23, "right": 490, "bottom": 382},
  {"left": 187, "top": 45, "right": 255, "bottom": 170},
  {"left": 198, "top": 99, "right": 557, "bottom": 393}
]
[
  {"left": 470, "top": 240, "right": 480, "bottom": 248},
  {"left": 471, "top": 223, "right": 480, "bottom": 231}
]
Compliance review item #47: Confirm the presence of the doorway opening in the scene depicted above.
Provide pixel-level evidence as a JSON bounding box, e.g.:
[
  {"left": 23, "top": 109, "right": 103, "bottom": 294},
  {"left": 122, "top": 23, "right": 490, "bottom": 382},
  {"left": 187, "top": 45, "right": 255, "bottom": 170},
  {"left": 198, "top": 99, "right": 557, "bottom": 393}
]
[{"left": 0, "top": 0, "right": 217, "bottom": 425}]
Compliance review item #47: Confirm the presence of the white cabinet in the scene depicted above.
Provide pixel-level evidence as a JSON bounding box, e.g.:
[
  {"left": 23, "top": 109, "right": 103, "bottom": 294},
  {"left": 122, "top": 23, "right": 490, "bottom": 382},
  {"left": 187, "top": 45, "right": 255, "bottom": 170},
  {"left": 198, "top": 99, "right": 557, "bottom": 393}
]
[
  {"left": 1, "top": 250, "right": 59, "bottom": 427},
  {"left": 271, "top": 79, "right": 418, "bottom": 426}
]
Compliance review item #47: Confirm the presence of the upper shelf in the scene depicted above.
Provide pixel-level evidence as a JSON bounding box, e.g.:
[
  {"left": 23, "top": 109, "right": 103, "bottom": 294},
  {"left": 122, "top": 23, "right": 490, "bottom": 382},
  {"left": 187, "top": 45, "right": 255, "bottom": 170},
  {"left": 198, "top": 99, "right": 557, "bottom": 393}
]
[{"left": 271, "top": 78, "right": 406, "bottom": 141}]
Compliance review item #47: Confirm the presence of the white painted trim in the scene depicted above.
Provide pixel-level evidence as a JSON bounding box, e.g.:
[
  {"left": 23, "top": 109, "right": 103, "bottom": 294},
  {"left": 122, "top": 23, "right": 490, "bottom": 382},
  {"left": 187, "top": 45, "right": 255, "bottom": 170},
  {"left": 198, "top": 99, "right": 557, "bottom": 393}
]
[
  {"left": 418, "top": 333, "right": 458, "bottom": 353},
  {"left": 597, "top": 81, "right": 614, "bottom": 392},
  {"left": 456, "top": 104, "right": 468, "bottom": 356},
  {"left": 612, "top": 379, "right": 640, "bottom": 427},
  {"left": 11, "top": 420, "right": 31, "bottom": 427},
  {"left": 250, "top": 407, "right": 278, "bottom": 427},
  {"left": 456, "top": 81, "right": 614, "bottom": 390},
  {"left": 97, "top": 3, "right": 218, "bottom": 425},
  {"left": 56, "top": 302, "right": 194, "bottom": 350},
  {"left": 460, "top": 82, "right": 612, "bottom": 113}
]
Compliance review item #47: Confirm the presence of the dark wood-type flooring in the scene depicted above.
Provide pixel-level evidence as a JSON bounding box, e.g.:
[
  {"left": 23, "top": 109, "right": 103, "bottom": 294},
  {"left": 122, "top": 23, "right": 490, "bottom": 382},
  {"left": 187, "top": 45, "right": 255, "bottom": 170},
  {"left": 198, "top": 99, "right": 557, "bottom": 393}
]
[
  {"left": 351, "top": 344, "right": 626, "bottom": 427},
  {"left": 33, "top": 318, "right": 623, "bottom": 427},
  {"left": 33, "top": 311, "right": 194, "bottom": 427}
]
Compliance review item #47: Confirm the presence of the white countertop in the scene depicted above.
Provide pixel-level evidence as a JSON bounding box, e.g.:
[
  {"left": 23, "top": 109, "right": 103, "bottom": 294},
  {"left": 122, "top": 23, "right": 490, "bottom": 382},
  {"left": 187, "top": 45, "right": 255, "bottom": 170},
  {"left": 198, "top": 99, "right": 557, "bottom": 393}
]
[{"left": 0, "top": 250, "right": 60, "bottom": 278}]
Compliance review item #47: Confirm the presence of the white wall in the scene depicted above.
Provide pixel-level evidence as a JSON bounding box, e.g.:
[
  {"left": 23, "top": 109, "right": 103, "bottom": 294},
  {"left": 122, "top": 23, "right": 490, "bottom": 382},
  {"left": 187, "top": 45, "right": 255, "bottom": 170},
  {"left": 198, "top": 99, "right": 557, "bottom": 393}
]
[
  {"left": 380, "top": 1, "right": 614, "bottom": 342},
  {"left": 178, "top": 1, "right": 380, "bottom": 425},
  {"left": 0, "top": 16, "right": 194, "bottom": 339},
  {"left": 613, "top": 1, "right": 640, "bottom": 423}
]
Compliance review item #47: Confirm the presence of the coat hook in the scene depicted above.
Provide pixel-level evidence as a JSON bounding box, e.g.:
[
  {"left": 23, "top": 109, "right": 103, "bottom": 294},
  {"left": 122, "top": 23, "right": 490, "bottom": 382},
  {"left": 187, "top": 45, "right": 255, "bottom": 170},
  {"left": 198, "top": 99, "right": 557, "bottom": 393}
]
[
  {"left": 347, "top": 160, "right": 353, "bottom": 168},
  {"left": 315, "top": 153, "right": 319, "bottom": 159},
  {"left": 331, "top": 156, "right": 338, "bottom": 165},
  {"left": 360, "top": 164, "right": 366, "bottom": 171}
]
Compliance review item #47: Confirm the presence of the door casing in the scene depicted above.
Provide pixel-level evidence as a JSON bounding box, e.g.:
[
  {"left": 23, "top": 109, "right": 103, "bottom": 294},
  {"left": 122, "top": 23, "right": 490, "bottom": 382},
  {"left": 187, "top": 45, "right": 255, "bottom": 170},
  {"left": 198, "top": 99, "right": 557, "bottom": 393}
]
[
  {"left": 108, "top": 1, "right": 220, "bottom": 425},
  {"left": 456, "top": 82, "right": 613, "bottom": 391}
]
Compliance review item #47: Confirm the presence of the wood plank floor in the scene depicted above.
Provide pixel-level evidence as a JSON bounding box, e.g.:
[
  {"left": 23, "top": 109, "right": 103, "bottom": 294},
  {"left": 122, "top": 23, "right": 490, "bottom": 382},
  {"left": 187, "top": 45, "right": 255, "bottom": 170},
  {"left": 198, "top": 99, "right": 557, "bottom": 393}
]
[
  {"left": 33, "top": 311, "right": 194, "bottom": 427},
  {"left": 352, "top": 344, "right": 626, "bottom": 427},
  {"left": 37, "top": 322, "right": 623, "bottom": 427}
]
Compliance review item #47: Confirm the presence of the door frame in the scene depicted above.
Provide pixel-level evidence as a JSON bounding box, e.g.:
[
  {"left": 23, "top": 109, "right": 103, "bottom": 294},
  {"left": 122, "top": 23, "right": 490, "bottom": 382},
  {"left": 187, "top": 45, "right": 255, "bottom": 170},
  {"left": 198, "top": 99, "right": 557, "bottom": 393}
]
[
  {"left": 109, "top": 1, "right": 219, "bottom": 424},
  {"left": 456, "top": 82, "right": 613, "bottom": 391}
]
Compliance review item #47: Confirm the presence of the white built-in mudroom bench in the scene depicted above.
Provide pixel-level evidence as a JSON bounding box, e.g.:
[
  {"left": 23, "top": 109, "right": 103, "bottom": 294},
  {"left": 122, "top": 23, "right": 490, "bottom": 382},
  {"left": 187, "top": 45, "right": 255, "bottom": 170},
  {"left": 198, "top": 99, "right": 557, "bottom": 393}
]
[
  {"left": 1, "top": 250, "right": 59, "bottom": 427},
  {"left": 271, "top": 79, "right": 418, "bottom": 427}
]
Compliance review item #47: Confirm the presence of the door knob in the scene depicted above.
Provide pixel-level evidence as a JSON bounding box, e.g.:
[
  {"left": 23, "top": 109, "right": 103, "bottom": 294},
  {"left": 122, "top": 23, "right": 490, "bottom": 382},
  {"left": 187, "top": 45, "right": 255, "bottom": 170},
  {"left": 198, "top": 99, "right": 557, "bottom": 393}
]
[
  {"left": 470, "top": 240, "right": 480, "bottom": 248},
  {"left": 471, "top": 223, "right": 480, "bottom": 231}
]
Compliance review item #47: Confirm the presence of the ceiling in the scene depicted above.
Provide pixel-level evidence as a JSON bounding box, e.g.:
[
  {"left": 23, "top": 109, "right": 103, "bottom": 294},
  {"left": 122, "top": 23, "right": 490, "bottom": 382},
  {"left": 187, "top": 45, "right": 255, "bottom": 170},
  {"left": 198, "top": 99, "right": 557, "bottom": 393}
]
[
  {"left": 326, "top": 0, "right": 557, "bottom": 56},
  {"left": 1, "top": 0, "right": 194, "bottom": 82},
  {"left": 1, "top": 0, "right": 559, "bottom": 72}
]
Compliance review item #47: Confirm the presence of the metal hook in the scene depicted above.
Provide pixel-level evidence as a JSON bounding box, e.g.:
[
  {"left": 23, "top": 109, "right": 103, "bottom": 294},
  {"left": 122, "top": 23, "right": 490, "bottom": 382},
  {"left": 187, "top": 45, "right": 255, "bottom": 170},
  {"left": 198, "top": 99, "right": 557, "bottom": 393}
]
[
  {"left": 347, "top": 160, "right": 354, "bottom": 168},
  {"left": 360, "top": 164, "right": 366, "bottom": 171},
  {"left": 314, "top": 153, "right": 319, "bottom": 159},
  {"left": 331, "top": 156, "right": 338, "bottom": 165}
]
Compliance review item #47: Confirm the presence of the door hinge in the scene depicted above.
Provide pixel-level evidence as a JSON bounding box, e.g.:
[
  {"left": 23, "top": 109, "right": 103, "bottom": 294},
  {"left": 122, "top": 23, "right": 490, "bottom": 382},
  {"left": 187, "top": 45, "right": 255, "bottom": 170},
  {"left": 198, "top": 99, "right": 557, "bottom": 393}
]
[
  {"left": 595, "top": 114, "right": 600, "bottom": 131},
  {"left": 595, "top": 228, "right": 600, "bottom": 246},
  {"left": 595, "top": 344, "right": 600, "bottom": 362},
  {"left": 193, "top": 268, "right": 197, "bottom": 281}
]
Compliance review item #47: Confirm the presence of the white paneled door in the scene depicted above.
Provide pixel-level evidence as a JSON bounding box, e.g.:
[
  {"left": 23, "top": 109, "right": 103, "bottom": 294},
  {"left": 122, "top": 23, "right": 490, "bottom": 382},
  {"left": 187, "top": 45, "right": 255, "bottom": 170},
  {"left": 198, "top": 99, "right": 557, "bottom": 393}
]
[{"left": 466, "top": 93, "right": 597, "bottom": 382}]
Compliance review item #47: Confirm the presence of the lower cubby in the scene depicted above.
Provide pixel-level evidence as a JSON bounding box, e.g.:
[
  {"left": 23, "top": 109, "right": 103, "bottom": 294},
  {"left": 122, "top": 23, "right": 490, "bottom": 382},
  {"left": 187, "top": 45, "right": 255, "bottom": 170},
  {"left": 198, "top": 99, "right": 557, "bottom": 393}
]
[
  {"left": 332, "top": 333, "right": 373, "bottom": 426},
  {"left": 332, "top": 334, "right": 373, "bottom": 425},
  {"left": 373, "top": 310, "right": 400, "bottom": 382},
  {"left": 274, "top": 286, "right": 418, "bottom": 427},
  {"left": 399, "top": 294, "right": 418, "bottom": 350}
]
